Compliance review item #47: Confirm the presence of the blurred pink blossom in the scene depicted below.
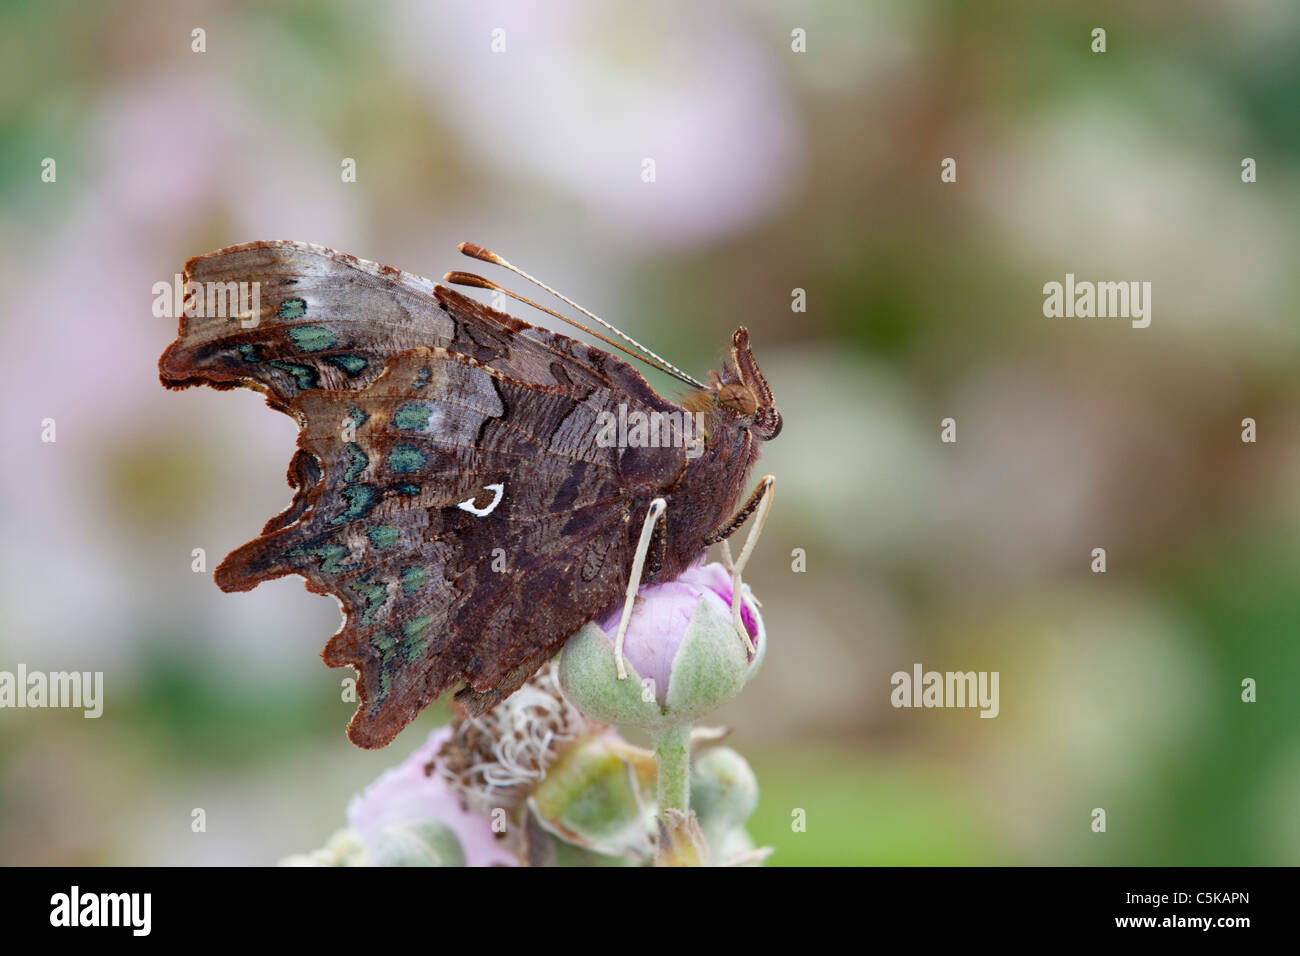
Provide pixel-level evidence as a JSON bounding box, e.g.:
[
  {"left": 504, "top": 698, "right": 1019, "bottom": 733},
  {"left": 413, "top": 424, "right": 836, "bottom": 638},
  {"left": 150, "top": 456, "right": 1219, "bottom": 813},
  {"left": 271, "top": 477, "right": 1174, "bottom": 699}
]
[{"left": 346, "top": 726, "right": 518, "bottom": 868}]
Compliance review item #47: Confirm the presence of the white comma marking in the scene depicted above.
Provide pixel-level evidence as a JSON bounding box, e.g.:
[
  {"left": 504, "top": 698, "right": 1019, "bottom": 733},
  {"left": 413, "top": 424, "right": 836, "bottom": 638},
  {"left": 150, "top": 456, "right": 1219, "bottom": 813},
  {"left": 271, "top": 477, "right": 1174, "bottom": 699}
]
[{"left": 457, "top": 482, "right": 504, "bottom": 517}]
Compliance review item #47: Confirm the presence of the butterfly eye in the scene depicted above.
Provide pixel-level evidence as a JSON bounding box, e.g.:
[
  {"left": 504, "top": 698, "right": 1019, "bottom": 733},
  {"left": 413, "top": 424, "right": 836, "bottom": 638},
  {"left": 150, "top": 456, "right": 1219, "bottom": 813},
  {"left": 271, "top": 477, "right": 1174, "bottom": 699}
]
[{"left": 718, "top": 383, "right": 758, "bottom": 418}]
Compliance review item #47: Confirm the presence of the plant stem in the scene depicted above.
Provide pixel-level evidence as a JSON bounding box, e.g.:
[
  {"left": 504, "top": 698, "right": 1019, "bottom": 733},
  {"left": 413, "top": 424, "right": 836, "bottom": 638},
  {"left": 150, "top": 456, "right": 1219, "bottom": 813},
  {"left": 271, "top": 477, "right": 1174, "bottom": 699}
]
[{"left": 653, "top": 722, "right": 692, "bottom": 813}]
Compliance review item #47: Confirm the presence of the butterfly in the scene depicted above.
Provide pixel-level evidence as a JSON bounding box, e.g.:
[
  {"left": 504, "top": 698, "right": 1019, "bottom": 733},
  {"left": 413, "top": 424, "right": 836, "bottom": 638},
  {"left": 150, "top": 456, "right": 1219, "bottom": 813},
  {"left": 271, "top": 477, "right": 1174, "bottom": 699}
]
[{"left": 159, "top": 241, "right": 780, "bottom": 748}]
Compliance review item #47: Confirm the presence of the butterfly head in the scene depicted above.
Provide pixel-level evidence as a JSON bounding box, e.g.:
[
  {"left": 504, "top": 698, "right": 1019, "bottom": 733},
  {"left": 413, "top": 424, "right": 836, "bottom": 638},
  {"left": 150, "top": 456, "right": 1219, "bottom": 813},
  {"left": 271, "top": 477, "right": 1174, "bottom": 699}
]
[{"left": 713, "top": 328, "right": 782, "bottom": 441}]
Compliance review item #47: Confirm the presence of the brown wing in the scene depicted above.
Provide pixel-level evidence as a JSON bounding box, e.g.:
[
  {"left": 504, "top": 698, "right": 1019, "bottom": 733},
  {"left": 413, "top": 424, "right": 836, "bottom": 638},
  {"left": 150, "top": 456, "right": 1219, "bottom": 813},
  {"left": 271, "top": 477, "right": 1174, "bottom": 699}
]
[
  {"left": 160, "top": 241, "right": 696, "bottom": 747},
  {"left": 213, "top": 347, "right": 673, "bottom": 748},
  {"left": 159, "top": 240, "right": 679, "bottom": 411}
]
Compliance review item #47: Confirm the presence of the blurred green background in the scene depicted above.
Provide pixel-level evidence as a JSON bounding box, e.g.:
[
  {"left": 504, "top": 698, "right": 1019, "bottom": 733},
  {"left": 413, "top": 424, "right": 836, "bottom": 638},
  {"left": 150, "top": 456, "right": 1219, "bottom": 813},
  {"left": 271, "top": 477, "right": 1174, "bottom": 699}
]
[{"left": 2, "top": 0, "right": 1298, "bottom": 865}]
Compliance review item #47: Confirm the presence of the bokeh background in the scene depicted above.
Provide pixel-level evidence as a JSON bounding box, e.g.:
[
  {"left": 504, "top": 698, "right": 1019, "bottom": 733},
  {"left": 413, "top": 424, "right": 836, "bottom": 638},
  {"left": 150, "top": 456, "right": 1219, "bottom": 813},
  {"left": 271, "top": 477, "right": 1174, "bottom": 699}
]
[{"left": 2, "top": 0, "right": 1299, "bottom": 865}]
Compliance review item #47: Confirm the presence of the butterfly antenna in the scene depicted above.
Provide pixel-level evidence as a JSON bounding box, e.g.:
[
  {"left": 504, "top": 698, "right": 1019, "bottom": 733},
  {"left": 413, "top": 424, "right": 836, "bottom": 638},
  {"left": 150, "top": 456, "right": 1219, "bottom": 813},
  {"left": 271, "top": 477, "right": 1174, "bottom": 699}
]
[
  {"left": 458, "top": 242, "right": 707, "bottom": 390},
  {"left": 445, "top": 271, "right": 699, "bottom": 386}
]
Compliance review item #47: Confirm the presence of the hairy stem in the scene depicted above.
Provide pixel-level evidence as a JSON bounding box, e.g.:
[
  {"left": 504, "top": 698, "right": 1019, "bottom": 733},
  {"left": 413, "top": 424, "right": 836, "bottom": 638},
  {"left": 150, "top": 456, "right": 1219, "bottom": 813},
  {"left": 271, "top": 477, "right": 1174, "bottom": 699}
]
[{"left": 653, "top": 722, "right": 692, "bottom": 814}]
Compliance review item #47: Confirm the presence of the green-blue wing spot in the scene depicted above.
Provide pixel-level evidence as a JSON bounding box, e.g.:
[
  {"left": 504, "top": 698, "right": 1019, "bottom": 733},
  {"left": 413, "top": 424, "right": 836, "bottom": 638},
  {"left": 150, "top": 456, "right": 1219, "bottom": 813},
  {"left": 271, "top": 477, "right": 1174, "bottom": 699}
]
[
  {"left": 393, "top": 403, "right": 431, "bottom": 430},
  {"left": 278, "top": 297, "right": 308, "bottom": 319},
  {"left": 386, "top": 444, "right": 425, "bottom": 475},
  {"left": 268, "top": 360, "right": 319, "bottom": 390},
  {"left": 326, "top": 354, "right": 368, "bottom": 376},
  {"left": 350, "top": 577, "right": 388, "bottom": 626},
  {"left": 343, "top": 443, "right": 369, "bottom": 482},
  {"left": 288, "top": 541, "right": 356, "bottom": 574},
  {"left": 400, "top": 566, "right": 429, "bottom": 595},
  {"left": 331, "top": 485, "right": 377, "bottom": 525},
  {"left": 288, "top": 325, "right": 336, "bottom": 352},
  {"left": 401, "top": 615, "right": 433, "bottom": 661}
]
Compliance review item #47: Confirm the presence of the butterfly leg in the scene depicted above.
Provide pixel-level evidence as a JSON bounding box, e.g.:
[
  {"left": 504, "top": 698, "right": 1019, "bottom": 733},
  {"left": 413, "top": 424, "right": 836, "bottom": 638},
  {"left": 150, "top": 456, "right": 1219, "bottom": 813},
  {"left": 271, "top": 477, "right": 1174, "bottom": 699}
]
[
  {"left": 718, "top": 538, "right": 764, "bottom": 607},
  {"left": 613, "top": 497, "right": 667, "bottom": 680},
  {"left": 709, "top": 475, "right": 775, "bottom": 655}
]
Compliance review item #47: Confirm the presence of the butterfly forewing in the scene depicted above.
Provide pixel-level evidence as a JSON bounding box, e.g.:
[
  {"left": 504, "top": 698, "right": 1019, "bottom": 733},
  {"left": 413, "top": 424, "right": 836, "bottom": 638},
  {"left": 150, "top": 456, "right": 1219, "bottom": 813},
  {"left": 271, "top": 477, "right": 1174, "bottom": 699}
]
[
  {"left": 160, "top": 241, "right": 452, "bottom": 404},
  {"left": 159, "top": 240, "right": 660, "bottom": 408}
]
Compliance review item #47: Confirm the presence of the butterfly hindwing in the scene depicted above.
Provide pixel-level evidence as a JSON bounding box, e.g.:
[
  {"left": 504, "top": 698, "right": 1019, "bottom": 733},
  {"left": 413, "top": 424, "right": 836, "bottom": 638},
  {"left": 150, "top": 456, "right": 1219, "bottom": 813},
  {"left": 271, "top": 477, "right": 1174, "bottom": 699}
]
[{"left": 213, "top": 347, "right": 662, "bottom": 747}]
